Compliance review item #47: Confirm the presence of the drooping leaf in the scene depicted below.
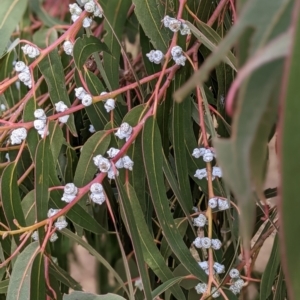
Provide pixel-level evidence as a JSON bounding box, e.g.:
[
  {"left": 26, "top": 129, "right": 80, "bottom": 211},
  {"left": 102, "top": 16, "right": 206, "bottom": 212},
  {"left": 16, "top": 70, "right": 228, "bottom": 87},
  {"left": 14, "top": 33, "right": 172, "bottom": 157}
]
[
  {"left": 0, "top": 0, "right": 27, "bottom": 57},
  {"left": 30, "top": 252, "right": 45, "bottom": 300},
  {"left": 260, "top": 234, "right": 280, "bottom": 299},
  {"left": 278, "top": 3, "right": 300, "bottom": 297},
  {"left": 142, "top": 116, "right": 207, "bottom": 282},
  {"left": 73, "top": 35, "right": 111, "bottom": 70},
  {"left": 35, "top": 138, "right": 50, "bottom": 243},
  {"left": 116, "top": 180, "right": 152, "bottom": 300},
  {"left": 6, "top": 242, "right": 39, "bottom": 300},
  {"left": 132, "top": 0, "right": 171, "bottom": 51},
  {"left": 0, "top": 162, "right": 27, "bottom": 244}
]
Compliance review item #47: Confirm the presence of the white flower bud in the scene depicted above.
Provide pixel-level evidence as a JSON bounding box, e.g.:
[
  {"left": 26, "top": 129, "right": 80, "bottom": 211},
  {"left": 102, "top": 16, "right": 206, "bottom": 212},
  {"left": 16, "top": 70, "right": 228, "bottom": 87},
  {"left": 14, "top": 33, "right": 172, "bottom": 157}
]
[
  {"left": 171, "top": 46, "right": 183, "bottom": 58},
  {"left": 71, "top": 14, "right": 80, "bottom": 23},
  {"left": 47, "top": 208, "right": 61, "bottom": 218},
  {"left": 93, "top": 6, "right": 103, "bottom": 17},
  {"left": 82, "top": 94, "right": 93, "bottom": 106},
  {"left": 229, "top": 285, "right": 241, "bottom": 295},
  {"left": 107, "top": 147, "right": 120, "bottom": 158},
  {"left": 193, "top": 237, "right": 202, "bottom": 248},
  {"left": 34, "top": 119, "right": 46, "bottom": 131},
  {"left": 193, "top": 214, "right": 207, "bottom": 227},
  {"left": 54, "top": 216, "right": 68, "bottom": 230},
  {"left": 201, "top": 237, "right": 211, "bottom": 248},
  {"left": 198, "top": 261, "right": 208, "bottom": 270},
  {"left": 90, "top": 183, "right": 103, "bottom": 193},
  {"left": 18, "top": 71, "right": 31, "bottom": 83},
  {"left": 50, "top": 232, "right": 58, "bottom": 242},
  {"left": 0, "top": 104, "right": 6, "bottom": 111},
  {"left": 82, "top": 17, "right": 93, "bottom": 28},
  {"left": 213, "top": 262, "right": 225, "bottom": 274},
  {"left": 55, "top": 101, "right": 68, "bottom": 112},
  {"left": 194, "top": 168, "right": 207, "bottom": 180},
  {"left": 146, "top": 50, "right": 164, "bottom": 64},
  {"left": 218, "top": 198, "right": 230, "bottom": 210},
  {"left": 104, "top": 98, "right": 115, "bottom": 113},
  {"left": 192, "top": 147, "right": 206, "bottom": 158},
  {"left": 38, "top": 129, "right": 49, "bottom": 138},
  {"left": 208, "top": 197, "right": 218, "bottom": 209},
  {"left": 115, "top": 122, "right": 133, "bottom": 140},
  {"left": 69, "top": 3, "right": 82, "bottom": 15},
  {"left": 90, "top": 192, "right": 106, "bottom": 205},
  {"left": 107, "top": 168, "right": 119, "bottom": 179},
  {"left": 162, "top": 15, "right": 173, "bottom": 28},
  {"left": 84, "top": 1, "right": 95, "bottom": 13},
  {"left": 32, "top": 231, "right": 39, "bottom": 241},
  {"left": 75, "top": 87, "right": 87, "bottom": 99},
  {"left": 211, "top": 287, "right": 220, "bottom": 298},
  {"left": 115, "top": 158, "right": 124, "bottom": 169},
  {"left": 10, "top": 128, "right": 27, "bottom": 145},
  {"left": 5, "top": 153, "right": 10, "bottom": 162},
  {"left": 195, "top": 283, "right": 207, "bottom": 294},
  {"left": 134, "top": 278, "right": 143, "bottom": 291},
  {"left": 58, "top": 115, "right": 70, "bottom": 123},
  {"left": 211, "top": 238, "right": 222, "bottom": 250},
  {"left": 233, "top": 279, "right": 245, "bottom": 289},
  {"left": 64, "top": 183, "right": 78, "bottom": 195},
  {"left": 122, "top": 156, "right": 134, "bottom": 170},
  {"left": 229, "top": 268, "right": 240, "bottom": 279},
  {"left": 203, "top": 149, "right": 214, "bottom": 162},
  {"left": 180, "top": 23, "right": 191, "bottom": 35},
  {"left": 93, "top": 155, "right": 111, "bottom": 172},
  {"left": 89, "top": 124, "right": 95, "bottom": 133},
  {"left": 61, "top": 193, "right": 76, "bottom": 203},
  {"left": 22, "top": 44, "right": 40, "bottom": 58},
  {"left": 212, "top": 166, "right": 222, "bottom": 178},
  {"left": 63, "top": 41, "right": 74, "bottom": 56},
  {"left": 174, "top": 55, "right": 186, "bottom": 66},
  {"left": 34, "top": 109, "right": 47, "bottom": 120},
  {"left": 168, "top": 19, "right": 182, "bottom": 32},
  {"left": 15, "top": 61, "right": 26, "bottom": 72},
  {"left": 192, "top": 206, "right": 198, "bottom": 212}
]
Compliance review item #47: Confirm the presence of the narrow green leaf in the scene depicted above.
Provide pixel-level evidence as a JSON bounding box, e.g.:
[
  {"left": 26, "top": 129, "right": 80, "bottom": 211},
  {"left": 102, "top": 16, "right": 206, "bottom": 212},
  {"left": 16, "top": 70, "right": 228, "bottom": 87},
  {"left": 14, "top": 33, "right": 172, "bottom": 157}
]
[
  {"left": 260, "top": 234, "right": 280, "bottom": 299},
  {"left": 22, "top": 190, "right": 36, "bottom": 226},
  {"left": 187, "top": 21, "right": 237, "bottom": 71},
  {"left": 49, "top": 263, "right": 82, "bottom": 291},
  {"left": 49, "top": 122, "right": 64, "bottom": 163},
  {"left": 63, "top": 291, "right": 126, "bottom": 300},
  {"left": 142, "top": 117, "right": 207, "bottom": 282},
  {"left": 162, "top": 153, "right": 194, "bottom": 231},
  {"left": 30, "top": 252, "right": 45, "bottom": 300},
  {"left": 171, "top": 100, "right": 193, "bottom": 208},
  {"left": 279, "top": 3, "right": 300, "bottom": 297},
  {"left": 101, "top": 0, "right": 131, "bottom": 90},
  {"left": 151, "top": 276, "right": 185, "bottom": 299},
  {"left": 35, "top": 138, "right": 50, "bottom": 243},
  {"left": 29, "top": 0, "right": 66, "bottom": 27},
  {"left": 132, "top": 0, "right": 170, "bottom": 51},
  {"left": 61, "top": 229, "right": 129, "bottom": 297},
  {"left": 33, "top": 29, "right": 77, "bottom": 136},
  {"left": 0, "top": 279, "right": 9, "bottom": 294},
  {"left": 0, "top": 0, "right": 27, "bottom": 57},
  {"left": 6, "top": 242, "right": 39, "bottom": 300},
  {"left": 73, "top": 35, "right": 111, "bottom": 70},
  {"left": 123, "top": 183, "right": 185, "bottom": 300},
  {"left": 116, "top": 181, "right": 153, "bottom": 300},
  {"left": 0, "top": 163, "right": 27, "bottom": 244}
]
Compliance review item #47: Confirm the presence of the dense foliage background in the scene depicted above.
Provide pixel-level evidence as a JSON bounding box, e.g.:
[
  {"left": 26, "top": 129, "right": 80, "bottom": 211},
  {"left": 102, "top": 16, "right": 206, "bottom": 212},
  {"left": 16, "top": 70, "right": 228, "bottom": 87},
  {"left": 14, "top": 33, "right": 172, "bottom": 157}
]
[{"left": 0, "top": 0, "right": 299, "bottom": 299}]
